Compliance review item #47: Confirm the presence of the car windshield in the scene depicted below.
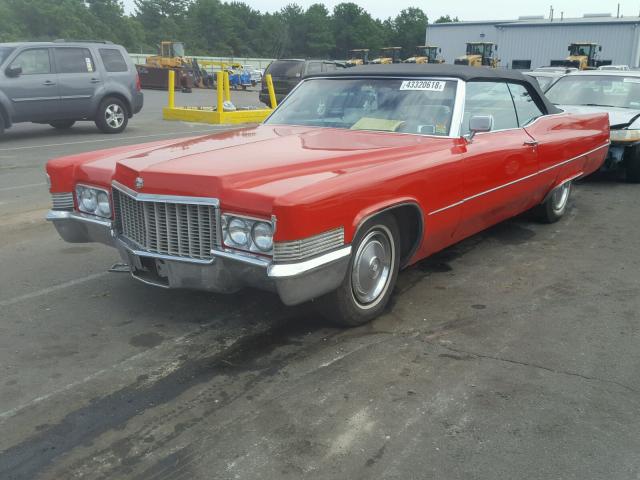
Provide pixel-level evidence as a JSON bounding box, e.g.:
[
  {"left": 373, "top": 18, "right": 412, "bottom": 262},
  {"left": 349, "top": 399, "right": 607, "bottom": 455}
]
[
  {"left": 265, "top": 78, "right": 457, "bottom": 136},
  {"left": 266, "top": 60, "right": 303, "bottom": 78},
  {"left": 530, "top": 75, "right": 555, "bottom": 91},
  {"left": 546, "top": 75, "right": 640, "bottom": 109},
  {"left": 0, "top": 47, "right": 15, "bottom": 65}
]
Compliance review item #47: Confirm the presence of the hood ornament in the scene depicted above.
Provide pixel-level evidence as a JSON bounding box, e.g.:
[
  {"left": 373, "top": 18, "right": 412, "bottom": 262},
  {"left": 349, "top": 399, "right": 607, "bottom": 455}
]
[{"left": 135, "top": 177, "right": 144, "bottom": 189}]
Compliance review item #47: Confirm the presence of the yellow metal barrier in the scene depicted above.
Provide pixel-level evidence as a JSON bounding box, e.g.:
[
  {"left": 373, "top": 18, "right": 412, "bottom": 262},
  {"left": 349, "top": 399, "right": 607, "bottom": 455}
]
[
  {"left": 265, "top": 73, "right": 277, "bottom": 109},
  {"left": 168, "top": 70, "right": 175, "bottom": 108},
  {"left": 162, "top": 70, "right": 275, "bottom": 125}
]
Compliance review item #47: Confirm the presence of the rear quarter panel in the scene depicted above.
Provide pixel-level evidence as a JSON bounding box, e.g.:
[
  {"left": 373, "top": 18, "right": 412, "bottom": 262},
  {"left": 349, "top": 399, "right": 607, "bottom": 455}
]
[{"left": 524, "top": 112, "right": 609, "bottom": 189}]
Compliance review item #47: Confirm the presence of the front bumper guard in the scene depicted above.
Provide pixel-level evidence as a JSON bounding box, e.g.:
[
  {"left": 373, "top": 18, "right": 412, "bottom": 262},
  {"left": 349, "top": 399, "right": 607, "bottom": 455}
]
[{"left": 47, "top": 210, "right": 351, "bottom": 306}]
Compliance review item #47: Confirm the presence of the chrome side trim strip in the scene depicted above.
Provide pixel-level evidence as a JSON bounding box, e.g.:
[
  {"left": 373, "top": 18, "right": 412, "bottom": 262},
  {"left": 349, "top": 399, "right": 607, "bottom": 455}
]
[
  {"left": 112, "top": 180, "right": 220, "bottom": 207},
  {"left": 268, "top": 246, "right": 352, "bottom": 278},
  {"left": 428, "top": 142, "right": 609, "bottom": 216}
]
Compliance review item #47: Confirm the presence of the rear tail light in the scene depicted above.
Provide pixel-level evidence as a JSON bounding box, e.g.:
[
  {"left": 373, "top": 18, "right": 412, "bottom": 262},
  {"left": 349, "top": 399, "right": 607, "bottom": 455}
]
[{"left": 135, "top": 72, "right": 141, "bottom": 92}]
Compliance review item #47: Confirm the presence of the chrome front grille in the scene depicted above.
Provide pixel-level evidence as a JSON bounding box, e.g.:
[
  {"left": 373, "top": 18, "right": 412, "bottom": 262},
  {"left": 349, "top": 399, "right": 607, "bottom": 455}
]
[
  {"left": 113, "top": 187, "right": 219, "bottom": 261},
  {"left": 51, "top": 192, "right": 74, "bottom": 210},
  {"left": 274, "top": 228, "right": 344, "bottom": 263}
]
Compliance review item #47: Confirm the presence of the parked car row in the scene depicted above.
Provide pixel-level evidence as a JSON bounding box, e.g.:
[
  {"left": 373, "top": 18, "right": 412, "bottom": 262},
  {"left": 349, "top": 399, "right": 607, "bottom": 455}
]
[
  {"left": 0, "top": 40, "right": 143, "bottom": 135},
  {"left": 46, "top": 64, "right": 616, "bottom": 326}
]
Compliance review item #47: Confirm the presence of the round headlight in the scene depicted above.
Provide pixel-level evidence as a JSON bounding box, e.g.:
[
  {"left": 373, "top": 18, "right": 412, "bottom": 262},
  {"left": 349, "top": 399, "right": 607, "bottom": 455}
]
[
  {"left": 79, "top": 188, "right": 98, "bottom": 213},
  {"left": 251, "top": 222, "right": 273, "bottom": 251},
  {"left": 228, "top": 217, "right": 250, "bottom": 246},
  {"left": 96, "top": 191, "right": 111, "bottom": 217}
]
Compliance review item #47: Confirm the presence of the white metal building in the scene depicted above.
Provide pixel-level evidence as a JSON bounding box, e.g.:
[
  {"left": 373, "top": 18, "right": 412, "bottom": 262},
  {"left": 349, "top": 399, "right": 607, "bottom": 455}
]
[{"left": 426, "top": 14, "right": 640, "bottom": 69}]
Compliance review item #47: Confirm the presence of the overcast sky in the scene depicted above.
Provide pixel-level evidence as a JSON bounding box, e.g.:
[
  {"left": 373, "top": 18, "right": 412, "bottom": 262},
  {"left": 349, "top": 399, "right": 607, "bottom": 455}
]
[{"left": 122, "top": 0, "right": 638, "bottom": 21}]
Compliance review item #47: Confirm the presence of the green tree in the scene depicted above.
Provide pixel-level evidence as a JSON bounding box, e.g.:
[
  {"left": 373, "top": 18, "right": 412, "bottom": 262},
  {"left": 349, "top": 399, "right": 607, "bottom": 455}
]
[
  {"left": 388, "top": 7, "right": 428, "bottom": 56},
  {"left": 434, "top": 14, "right": 459, "bottom": 23},
  {"left": 303, "top": 4, "right": 334, "bottom": 58},
  {"left": 332, "top": 3, "right": 384, "bottom": 58}
]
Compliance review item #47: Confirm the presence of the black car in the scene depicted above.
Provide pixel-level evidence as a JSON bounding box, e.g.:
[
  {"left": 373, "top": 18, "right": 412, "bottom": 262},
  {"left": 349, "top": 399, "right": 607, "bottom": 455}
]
[{"left": 259, "top": 59, "right": 345, "bottom": 107}]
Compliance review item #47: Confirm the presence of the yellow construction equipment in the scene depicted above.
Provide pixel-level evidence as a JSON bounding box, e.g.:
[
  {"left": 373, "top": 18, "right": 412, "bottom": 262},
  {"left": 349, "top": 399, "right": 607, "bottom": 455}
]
[
  {"left": 454, "top": 42, "right": 499, "bottom": 68},
  {"left": 136, "top": 41, "right": 194, "bottom": 90},
  {"left": 550, "top": 42, "right": 612, "bottom": 70},
  {"left": 370, "top": 47, "right": 403, "bottom": 64},
  {"left": 404, "top": 45, "right": 444, "bottom": 64},
  {"left": 346, "top": 49, "right": 370, "bottom": 67}
]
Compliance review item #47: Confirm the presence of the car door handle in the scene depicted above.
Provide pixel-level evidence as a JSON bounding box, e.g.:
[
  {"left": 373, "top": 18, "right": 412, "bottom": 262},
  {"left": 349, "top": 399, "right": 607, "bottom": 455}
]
[
  {"left": 90, "top": 78, "right": 101, "bottom": 84},
  {"left": 43, "top": 80, "right": 56, "bottom": 86},
  {"left": 524, "top": 140, "right": 538, "bottom": 147}
]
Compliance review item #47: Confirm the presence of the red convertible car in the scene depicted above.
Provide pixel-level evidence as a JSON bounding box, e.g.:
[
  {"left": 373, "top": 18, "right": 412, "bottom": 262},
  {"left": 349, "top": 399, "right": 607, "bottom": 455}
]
[{"left": 46, "top": 65, "right": 609, "bottom": 326}]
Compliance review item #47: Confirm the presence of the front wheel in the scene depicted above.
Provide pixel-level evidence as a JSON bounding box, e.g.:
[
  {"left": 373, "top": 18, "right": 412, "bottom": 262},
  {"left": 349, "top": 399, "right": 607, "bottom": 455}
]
[
  {"left": 95, "top": 97, "right": 128, "bottom": 134},
  {"left": 535, "top": 181, "right": 572, "bottom": 223},
  {"left": 319, "top": 214, "right": 400, "bottom": 327}
]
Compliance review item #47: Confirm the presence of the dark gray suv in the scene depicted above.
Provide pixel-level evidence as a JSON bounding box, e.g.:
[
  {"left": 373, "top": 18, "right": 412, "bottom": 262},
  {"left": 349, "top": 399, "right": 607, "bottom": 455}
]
[{"left": 0, "top": 40, "right": 143, "bottom": 135}]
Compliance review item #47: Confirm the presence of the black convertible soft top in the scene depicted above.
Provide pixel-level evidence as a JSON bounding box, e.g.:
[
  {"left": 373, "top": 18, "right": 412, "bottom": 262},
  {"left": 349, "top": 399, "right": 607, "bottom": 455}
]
[{"left": 307, "top": 63, "right": 561, "bottom": 115}]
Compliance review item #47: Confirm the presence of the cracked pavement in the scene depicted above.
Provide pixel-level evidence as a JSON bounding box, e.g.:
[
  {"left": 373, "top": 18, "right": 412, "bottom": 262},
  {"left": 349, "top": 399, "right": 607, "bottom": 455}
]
[{"left": 1, "top": 94, "right": 639, "bottom": 479}]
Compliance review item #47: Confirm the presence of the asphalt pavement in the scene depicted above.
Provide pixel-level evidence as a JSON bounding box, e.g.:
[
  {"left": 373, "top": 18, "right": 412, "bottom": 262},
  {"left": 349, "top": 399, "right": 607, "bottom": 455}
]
[{"left": 0, "top": 88, "right": 639, "bottom": 480}]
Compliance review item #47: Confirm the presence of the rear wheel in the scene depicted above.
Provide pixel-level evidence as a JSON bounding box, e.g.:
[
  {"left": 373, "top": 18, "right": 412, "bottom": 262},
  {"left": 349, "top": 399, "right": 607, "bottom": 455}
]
[
  {"left": 535, "top": 181, "right": 572, "bottom": 223},
  {"left": 625, "top": 146, "right": 640, "bottom": 183},
  {"left": 49, "top": 120, "right": 75, "bottom": 130},
  {"left": 319, "top": 214, "right": 400, "bottom": 327},
  {"left": 95, "top": 97, "right": 128, "bottom": 134},
  {"left": 0, "top": 114, "right": 4, "bottom": 136}
]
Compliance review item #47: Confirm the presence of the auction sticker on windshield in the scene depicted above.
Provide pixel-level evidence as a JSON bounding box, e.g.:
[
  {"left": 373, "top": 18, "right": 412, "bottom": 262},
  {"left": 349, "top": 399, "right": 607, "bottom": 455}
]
[{"left": 400, "top": 80, "right": 446, "bottom": 91}]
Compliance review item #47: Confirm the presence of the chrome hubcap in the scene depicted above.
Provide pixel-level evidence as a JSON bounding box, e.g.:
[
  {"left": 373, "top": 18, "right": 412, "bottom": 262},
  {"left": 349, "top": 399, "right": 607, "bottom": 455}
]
[
  {"left": 551, "top": 182, "right": 571, "bottom": 212},
  {"left": 105, "top": 104, "right": 124, "bottom": 129},
  {"left": 351, "top": 228, "right": 394, "bottom": 307}
]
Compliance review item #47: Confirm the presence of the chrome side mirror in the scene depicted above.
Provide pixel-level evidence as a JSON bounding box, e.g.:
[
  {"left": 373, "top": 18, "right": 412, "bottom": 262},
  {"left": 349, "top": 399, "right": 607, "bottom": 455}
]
[{"left": 466, "top": 115, "right": 493, "bottom": 142}]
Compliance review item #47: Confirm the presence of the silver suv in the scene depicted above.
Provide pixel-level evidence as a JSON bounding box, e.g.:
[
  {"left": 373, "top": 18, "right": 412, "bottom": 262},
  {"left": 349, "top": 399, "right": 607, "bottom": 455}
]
[{"left": 0, "top": 40, "right": 143, "bottom": 135}]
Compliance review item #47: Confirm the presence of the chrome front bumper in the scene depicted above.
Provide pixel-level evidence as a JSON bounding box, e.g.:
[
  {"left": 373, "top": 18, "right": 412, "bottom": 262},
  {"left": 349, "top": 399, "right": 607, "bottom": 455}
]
[{"left": 47, "top": 210, "right": 351, "bottom": 306}]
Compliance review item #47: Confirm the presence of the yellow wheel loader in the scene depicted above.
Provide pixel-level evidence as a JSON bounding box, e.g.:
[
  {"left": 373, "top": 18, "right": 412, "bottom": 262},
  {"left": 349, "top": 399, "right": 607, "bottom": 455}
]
[
  {"left": 404, "top": 45, "right": 444, "bottom": 64},
  {"left": 370, "top": 47, "right": 403, "bottom": 64},
  {"left": 346, "top": 49, "right": 370, "bottom": 67},
  {"left": 550, "top": 43, "right": 612, "bottom": 70},
  {"left": 454, "top": 42, "right": 499, "bottom": 68}
]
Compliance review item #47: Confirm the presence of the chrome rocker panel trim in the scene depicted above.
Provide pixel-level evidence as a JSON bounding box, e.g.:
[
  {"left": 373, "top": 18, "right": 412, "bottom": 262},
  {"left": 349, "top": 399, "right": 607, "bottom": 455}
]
[{"left": 47, "top": 209, "right": 351, "bottom": 306}]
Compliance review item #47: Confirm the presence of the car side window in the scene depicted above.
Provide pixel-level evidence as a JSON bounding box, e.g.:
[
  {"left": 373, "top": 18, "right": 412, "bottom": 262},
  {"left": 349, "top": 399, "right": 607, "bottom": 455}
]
[
  {"left": 54, "top": 48, "right": 95, "bottom": 74},
  {"left": 322, "top": 62, "right": 336, "bottom": 72},
  {"left": 462, "top": 81, "right": 518, "bottom": 135},
  {"left": 306, "top": 62, "right": 322, "bottom": 75},
  {"left": 99, "top": 48, "right": 128, "bottom": 72},
  {"left": 508, "top": 83, "right": 545, "bottom": 126},
  {"left": 10, "top": 49, "right": 51, "bottom": 75}
]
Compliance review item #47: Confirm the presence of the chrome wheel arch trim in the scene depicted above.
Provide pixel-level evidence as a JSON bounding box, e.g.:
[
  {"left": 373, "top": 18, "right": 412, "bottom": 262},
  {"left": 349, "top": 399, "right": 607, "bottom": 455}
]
[{"left": 353, "top": 200, "right": 424, "bottom": 269}]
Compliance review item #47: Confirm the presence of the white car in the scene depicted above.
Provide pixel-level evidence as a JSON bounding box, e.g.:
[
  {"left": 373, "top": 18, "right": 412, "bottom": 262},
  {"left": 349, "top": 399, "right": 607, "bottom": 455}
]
[
  {"left": 545, "top": 70, "right": 640, "bottom": 182},
  {"left": 598, "top": 65, "right": 630, "bottom": 71}
]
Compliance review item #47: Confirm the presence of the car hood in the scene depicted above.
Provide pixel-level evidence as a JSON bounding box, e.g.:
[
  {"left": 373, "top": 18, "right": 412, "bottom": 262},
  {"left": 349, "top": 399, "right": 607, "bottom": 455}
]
[
  {"left": 65, "top": 124, "right": 453, "bottom": 216},
  {"left": 557, "top": 105, "right": 640, "bottom": 128}
]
